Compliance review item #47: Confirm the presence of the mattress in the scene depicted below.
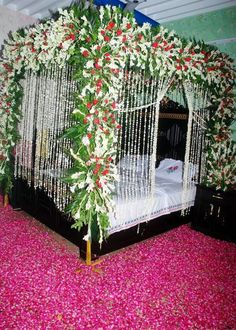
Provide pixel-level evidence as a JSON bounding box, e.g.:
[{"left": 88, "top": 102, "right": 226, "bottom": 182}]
[{"left": 108, "top": 176, "right": 196, "bottom": 235}]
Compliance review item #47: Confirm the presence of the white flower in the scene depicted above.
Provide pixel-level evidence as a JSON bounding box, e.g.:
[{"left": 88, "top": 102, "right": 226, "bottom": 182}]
[
  {"left": 85, "top": 60, "right": 94, "bottom": 69},
  {"left": 74, "top": 209, "right": 80, "bottom": 220},
  {"left": 71, "top": 172, "right": 81, "bottom": 179},
  {"left": 82, "top": 135, "right": 90, "bottom": 146}
]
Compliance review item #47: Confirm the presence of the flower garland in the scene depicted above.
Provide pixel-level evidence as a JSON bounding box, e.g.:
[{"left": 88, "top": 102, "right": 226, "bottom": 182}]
[{"left": 0, "top": 3, "right": 235, "bottom": 242}]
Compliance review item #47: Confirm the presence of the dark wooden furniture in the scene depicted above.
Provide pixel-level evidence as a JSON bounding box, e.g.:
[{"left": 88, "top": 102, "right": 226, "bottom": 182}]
[
  {"left": 10, "top": 177, "right": 190, "bottom": 261},
  {"left": 191, "top": 185, "right": 236, "bottom": 242}
]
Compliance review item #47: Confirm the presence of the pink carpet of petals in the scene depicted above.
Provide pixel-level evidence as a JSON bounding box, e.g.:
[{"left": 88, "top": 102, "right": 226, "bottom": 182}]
[{"left": 0, "top": 199, "right": 236, "bottom": 329}]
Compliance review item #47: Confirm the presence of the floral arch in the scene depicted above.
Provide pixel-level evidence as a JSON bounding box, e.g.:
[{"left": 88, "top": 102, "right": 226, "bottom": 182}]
[{"left": 0, "top": 3, "right": 235, "bottom": 243}]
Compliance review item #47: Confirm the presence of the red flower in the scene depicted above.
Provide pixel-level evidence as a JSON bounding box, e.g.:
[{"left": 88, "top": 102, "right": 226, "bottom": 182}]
[
  {"left": 102, "top": 169, "right": 109, "bottom": 176},
  {"left": 104, "top": 35, "right": 111, "bottom": 42},
  {"left": 94, "top": 118, "right": 100, "bottom": 125},
  {"left": 152, "top": 42, "right": 159, "bottom": 49},
  {"left": 179, "top": 49, "right": 184, "bottom": 54},
  {"left": 96, "top": 45, "right": 101, "bottom": 51},
  {"left": 116, "top": 29, "right": 122, "bottom": 36},
  {"left": 101, "top": 30, "right": 106, "bottom": 36},
  {"left": 122, "top": 36, "right": 127, "bottom": 43},
  {"left": 184, "top": 57, "right": 191, "bottom": 62},
  {"left": 94, "top": 163, "right": 101, "bottom": 175},
  {"left": 116, "top": 124, "right": 122, "bottom": 129},
  {"left": 82, "top": 50, "right": 89, "bottom": 57},
  {"left": 83, "top": 118, "right": 88, "bottom": 124},
  {"left": 106, "top": 21, "right": 115, "bottom": 30},
  {"left": 31, "top": 47, "right": 37, "bottom": 53},
  {"left": 93, "top": 99, "right": 99, "bottom": 105},
  {"left": 126, "top": 23, "right": 132, "bottom": 29},
  {"left": 176, "top": 65, "right": 182, "bottom": 70},
  {"left": 96, "top": 179, "right": 102, "bottom": 188},
  {"left": 69, "top": 33, "right": 76, "bottom": 40},
  {"left": 87, "top": 133, "right": 92, "bottom": 139},
  {"left": 103, "top": 117, "right": 108, "bottom": 122},
  {"left": 96, "top": 79, "right": 103, "bottom": 87},
  {"left": 138, "top": 34, "right": 143, "bottom": 40},
  {"left": 86, "top": 103, "right": 92, "bottom": 109},
  {"left": 69, "top": 24, "right": 74, "bottom": 29},
  {"left": 94, "top": 62, "right": 102, "bottom": 69},
  {"left": 86, "top": 36, "right": 91, "bottom": 43},
  {"left": 111, "top": 102, "right": 116, "bottom": 109}
]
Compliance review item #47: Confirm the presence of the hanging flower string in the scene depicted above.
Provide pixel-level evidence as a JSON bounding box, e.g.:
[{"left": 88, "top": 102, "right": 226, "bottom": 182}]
[{"left": 0, "top": 3, "right": 235, "bottom": 243}]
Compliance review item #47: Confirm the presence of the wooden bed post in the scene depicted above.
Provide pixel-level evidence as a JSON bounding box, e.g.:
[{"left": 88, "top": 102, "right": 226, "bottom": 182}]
[
  {"left": 86, "top": 239, "right": 92, "bottom": 266},
  {"left": 4, "top": 194, "right": 9, "bottom": 207}
]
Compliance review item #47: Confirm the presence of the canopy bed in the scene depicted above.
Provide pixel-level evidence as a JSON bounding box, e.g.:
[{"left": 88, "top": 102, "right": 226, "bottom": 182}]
[{"left": 0, "top": 4, "right": 235, "bottom": 264}]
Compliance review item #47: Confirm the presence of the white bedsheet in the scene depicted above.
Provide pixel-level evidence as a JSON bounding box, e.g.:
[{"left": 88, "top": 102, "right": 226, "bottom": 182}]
[{"left": 108, "top": 176, "right": 196, "bottom": 234}]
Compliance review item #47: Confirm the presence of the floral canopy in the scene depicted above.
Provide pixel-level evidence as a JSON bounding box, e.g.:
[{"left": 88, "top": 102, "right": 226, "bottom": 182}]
[{"left": 0, "top": 2, "right": 235, "bottom": 243}]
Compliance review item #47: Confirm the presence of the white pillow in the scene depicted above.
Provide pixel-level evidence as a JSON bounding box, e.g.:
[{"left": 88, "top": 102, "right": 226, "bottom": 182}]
[{"left": 155, "top": 158, "right": 183, "bottom": 183}]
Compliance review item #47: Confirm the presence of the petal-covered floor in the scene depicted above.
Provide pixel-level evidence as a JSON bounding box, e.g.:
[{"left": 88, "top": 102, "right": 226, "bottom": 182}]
[{"left": 0, "top": 203, "right": 236, "bottom": 329}]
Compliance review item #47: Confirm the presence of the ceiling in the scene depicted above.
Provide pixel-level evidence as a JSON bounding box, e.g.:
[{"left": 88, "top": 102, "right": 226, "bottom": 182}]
[{"left": 0, "top": 0, "right": 236, "bottom": 23}]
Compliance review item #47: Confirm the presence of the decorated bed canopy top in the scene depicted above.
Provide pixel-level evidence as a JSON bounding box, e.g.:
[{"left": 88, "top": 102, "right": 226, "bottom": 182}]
[{"left": 0, "top": 1, "right": 235, "bottom": 243}]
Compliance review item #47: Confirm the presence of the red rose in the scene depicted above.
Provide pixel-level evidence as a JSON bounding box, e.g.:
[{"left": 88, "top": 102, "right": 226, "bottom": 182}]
[
  {"left": 95, "top": 179, "right": 102, "bottom": 188},
  {"left": 106, "top": 21, "right": 115, "bottom": 30},
  {"left": 176, "top": 65, "right": 182, "bottom": 70},
  {"left": 104, "top": 35, "right": 111, "bottom": 42},
  {"left": 152, "top": 42, "right": 159, "bottom": 49},
  {"left": 179, "top": 49, "right": 184, "bottom": 54},
  {"left": 82, "top": 50, "right": 89, "bottom": 57},
  {"left": 86, "top": 103, "right": 92, "bottom": 109},
  {"left": 102, "top": 169, "right": 109, "bottom": 176},
  {"left": 126, "top": 23, "right": 131, "bottom": 29},
  {"left": 87, "top": 133, "right": 92, "bottom": 139},
  {"left": 94, "top": 62, "right": 102, "bottom": 69},
  {"left": 93, "top": 99, "right": 99, "bottom": 105},
  {"left": 69, "top": 33, "right": 76, "bottom": 40},
  {"left": 94, "top": 118, "right": 100, "bottom": 125},
  {"left": 116, "top": 29, "right": 122, "bottom": 36}
]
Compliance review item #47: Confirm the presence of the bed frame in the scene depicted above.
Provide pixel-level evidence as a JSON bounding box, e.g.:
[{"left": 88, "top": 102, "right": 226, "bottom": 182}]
[{"left": 10, "top": 100, "right": 191, "bottom": 261}]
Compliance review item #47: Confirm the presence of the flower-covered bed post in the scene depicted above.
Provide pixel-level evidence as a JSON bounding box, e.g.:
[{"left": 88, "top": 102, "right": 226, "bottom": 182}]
[
  {"left": 202, "top": 51, "right": 236, "bottom": 191},
  {"left": 64, "top": 6, "right": 152, "bottom": 257}
]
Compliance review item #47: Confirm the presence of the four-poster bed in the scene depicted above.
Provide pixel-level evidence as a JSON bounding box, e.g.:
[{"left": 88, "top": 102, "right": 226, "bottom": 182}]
[{"left": 0, "top": 4, "right": 235, "bottom": 264}]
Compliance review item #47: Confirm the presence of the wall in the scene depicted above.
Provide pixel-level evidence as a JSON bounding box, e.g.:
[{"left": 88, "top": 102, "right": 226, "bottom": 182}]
[
  {"left": 0, "top": 5, "right": 36, "bottom": 49},
  {"left": 163, "top": 6, "right": 236, "bottom": 140}
]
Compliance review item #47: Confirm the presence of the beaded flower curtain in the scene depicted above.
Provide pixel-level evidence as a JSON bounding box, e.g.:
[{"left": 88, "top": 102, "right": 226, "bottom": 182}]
[
  {"left": 14, "top": 64, "right": 76, "bottom": 211},
  {"left": 116, "top": 61, "right": 174, "bottom": 205},
  {"left": 181, "top": 82, "right": 210, "bottom": 212}
]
